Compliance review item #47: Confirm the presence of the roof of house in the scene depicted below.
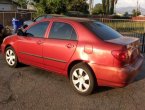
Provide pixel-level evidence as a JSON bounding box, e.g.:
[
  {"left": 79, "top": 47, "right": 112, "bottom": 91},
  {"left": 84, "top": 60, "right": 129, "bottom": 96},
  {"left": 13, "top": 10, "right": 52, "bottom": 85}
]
[
  {"left": 0, "top": 0, "right": 12, "bottom": 4},
  {"left": 0, "top": 0, "right": 20, "bottom": 6}
]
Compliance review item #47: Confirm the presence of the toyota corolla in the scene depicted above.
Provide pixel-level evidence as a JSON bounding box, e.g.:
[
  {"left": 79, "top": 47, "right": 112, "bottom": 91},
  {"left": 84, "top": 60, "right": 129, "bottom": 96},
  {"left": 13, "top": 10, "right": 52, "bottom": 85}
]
[{"left": 1, "top": 17, "right": 144, "bottom": 95}]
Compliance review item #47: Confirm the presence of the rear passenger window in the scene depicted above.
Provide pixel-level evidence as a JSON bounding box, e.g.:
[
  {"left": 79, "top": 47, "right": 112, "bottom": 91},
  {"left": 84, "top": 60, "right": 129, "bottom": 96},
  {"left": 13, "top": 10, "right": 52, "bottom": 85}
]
[
  {"left": 71, "top": 28, "right": 77, "bottom": 40},
  {"left": 49, "top": 22, "right": 77, "bottom": 40}
]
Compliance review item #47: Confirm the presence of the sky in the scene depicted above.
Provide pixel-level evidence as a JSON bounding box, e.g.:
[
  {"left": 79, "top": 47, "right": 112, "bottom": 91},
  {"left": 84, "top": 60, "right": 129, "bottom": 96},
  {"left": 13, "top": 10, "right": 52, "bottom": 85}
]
[{"left": 94, "top": 0, "right": 145, "bottom": 8}]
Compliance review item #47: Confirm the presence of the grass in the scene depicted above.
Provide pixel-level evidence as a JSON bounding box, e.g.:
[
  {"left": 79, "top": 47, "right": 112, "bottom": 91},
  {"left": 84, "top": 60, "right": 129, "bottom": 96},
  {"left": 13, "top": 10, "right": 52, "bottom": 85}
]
[{"left": 96, "top": 19, "right": 145, "bottom": 34}]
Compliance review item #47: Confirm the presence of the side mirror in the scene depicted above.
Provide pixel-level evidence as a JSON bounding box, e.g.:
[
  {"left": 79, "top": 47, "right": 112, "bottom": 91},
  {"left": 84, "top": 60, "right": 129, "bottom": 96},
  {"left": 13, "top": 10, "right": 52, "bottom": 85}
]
[
  {"left": 17, "top": 29, "right": 25, "bottom": 36},
  {"left": 23, "top": 24, "right": 28, "bottom": 29}
]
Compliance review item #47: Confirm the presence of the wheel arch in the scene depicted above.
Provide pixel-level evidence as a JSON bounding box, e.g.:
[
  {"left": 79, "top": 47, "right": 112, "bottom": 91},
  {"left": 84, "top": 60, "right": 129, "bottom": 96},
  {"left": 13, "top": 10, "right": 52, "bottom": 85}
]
[
  {"left": 67, "top": 60, "right": 97, "bottom": 83},
  {"left": 4, "top": 44, "right": 13, "bottom": 52}
]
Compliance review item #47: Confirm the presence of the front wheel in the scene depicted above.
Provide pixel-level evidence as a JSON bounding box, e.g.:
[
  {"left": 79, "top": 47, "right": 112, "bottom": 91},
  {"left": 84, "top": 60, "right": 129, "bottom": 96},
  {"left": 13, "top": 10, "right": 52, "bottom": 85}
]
[
  {"left": 5, "top": 47, "right": 18, "bottom": 68},
  {"left": 70, "top": 63, "right": 95, "bottom": 95}
]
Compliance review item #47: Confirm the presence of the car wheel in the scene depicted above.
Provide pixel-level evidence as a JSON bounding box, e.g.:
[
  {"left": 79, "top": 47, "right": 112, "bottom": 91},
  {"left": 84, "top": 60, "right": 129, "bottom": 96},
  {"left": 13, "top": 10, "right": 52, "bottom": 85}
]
[
  {"left": 70, "top": 63, "right": 95, "bottom": 95},
  {"left": 5, "top": 47, "right": 18, "bottom": 68}
]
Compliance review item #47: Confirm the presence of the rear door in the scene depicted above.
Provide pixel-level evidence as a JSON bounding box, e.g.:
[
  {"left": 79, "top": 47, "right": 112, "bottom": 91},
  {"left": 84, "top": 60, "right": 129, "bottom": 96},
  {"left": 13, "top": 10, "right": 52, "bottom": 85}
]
[{"left": 43, "top": 22, "right": 78, "bottom": 71}]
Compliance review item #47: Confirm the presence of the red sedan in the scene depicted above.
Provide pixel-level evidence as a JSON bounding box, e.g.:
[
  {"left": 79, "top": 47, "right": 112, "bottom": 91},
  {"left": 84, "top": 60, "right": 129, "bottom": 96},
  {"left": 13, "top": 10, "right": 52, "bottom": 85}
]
[{"left": 1, "top": 17, "right": 144, "bottom": 95}]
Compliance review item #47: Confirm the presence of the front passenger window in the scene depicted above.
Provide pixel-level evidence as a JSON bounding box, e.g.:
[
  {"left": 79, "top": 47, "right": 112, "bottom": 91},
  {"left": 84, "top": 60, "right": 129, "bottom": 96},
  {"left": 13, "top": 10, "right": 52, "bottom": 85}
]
[
  {"left": 35, "top": 16, "right": 45, "bottom": 22},
  {"left": 25, "top": 22, "right": 49, "bottom": 38}
]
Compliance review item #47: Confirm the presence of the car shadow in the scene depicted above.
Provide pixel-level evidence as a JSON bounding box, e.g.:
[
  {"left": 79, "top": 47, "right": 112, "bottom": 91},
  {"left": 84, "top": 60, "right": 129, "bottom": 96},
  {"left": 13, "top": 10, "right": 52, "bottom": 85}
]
[
  {"left": 134, "top": 71, "right": 145, "bottom": 82},
  {"left": 134, "top": 57, "right": 145, "bottom": 82},
  {"left": 18, "top": 63, "right": 29, "bottom": 68},
  {"left": 93, "top": 86, "right": 113, "bottom": 94},
  {"left": 133, "top": 55, "right": 145, "bottom": 82}
]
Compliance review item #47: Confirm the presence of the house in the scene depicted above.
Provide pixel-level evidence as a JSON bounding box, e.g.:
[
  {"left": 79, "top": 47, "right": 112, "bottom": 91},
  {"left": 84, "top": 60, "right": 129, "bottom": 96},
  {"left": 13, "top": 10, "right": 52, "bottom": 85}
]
[
  {"left": 132, "top": 16, "right": 145, "bottom": 21},
  {"left": 0, "top": 0, "right": 18, "bottom": 12}
]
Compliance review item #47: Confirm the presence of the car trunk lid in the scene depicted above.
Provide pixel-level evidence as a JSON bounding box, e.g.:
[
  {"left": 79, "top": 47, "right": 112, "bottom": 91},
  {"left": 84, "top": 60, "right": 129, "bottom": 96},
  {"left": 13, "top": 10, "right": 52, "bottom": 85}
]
[{"left": 106, "top": 37, "right": 141, "bottom": 65}]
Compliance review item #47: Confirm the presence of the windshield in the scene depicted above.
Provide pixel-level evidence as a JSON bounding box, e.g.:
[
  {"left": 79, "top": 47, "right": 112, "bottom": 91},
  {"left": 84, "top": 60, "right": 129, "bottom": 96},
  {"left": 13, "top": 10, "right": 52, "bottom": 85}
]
[{"left": 81, "top": 21, "right": 123, "bottom": 40}]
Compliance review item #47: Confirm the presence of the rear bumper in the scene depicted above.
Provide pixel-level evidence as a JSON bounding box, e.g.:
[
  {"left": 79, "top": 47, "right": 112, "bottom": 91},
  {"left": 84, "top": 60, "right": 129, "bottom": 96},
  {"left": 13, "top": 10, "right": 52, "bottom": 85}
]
[{"left": 89, "top": 54, "right": 144, "bottom": 87}]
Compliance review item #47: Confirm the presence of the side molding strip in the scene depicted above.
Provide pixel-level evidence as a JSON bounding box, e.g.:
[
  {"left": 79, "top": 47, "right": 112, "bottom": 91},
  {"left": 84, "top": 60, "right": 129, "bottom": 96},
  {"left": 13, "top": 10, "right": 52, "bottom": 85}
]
[{"left": 19, "top": 52, "right": 67, "bottom": 63}]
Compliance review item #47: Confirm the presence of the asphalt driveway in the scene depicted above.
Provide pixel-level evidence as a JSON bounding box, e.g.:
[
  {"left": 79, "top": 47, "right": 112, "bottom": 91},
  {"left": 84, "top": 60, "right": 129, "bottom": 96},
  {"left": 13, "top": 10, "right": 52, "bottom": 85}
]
[{"left": 0, "top": 53, "right": 145, "bottom": 110}]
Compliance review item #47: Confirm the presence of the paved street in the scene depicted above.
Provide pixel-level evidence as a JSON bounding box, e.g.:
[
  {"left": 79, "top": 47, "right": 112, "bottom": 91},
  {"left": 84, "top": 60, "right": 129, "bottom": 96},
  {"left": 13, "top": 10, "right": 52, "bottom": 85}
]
[{"left": 0, "top": 53, "right": 145, "bottom": 110}]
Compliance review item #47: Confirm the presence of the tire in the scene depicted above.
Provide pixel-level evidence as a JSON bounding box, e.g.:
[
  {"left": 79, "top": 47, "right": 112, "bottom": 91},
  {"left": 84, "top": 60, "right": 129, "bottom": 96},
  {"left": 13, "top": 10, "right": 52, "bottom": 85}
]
[
  {"left": 70, "top": 63, "right": 95, "bottom": 95},
  {"left": 5, "top": 47, "right": 18, "bottom": 68}
]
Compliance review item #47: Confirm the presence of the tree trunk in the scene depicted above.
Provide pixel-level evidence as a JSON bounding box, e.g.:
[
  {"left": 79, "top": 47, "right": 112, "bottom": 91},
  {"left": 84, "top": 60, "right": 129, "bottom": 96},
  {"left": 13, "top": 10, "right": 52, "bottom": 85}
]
[
  {"left": 106, "top": 0, "right": 109, "bottom": 15},
  {"left": 110, "top": 0, "right": 114, "bottom": 14},
  {"left": 102, "top": 0, "right": 106, "bottom": 14}
]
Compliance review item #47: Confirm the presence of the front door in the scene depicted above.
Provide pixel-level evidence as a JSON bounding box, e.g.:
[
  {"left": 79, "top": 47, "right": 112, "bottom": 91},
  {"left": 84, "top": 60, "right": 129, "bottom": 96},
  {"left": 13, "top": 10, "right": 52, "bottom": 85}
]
[{"left": 17, "top": 21, "right": 49, "bottom": 67}]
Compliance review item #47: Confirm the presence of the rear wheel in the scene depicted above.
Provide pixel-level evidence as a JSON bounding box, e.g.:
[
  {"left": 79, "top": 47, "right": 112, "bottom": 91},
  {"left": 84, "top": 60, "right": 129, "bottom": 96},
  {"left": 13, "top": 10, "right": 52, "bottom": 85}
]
[
  {"left": 70, "top": 63, "right": 95, "bottom": 95},
  {"left": 5, "top": 47, "right": 18, "bottom": 68}
]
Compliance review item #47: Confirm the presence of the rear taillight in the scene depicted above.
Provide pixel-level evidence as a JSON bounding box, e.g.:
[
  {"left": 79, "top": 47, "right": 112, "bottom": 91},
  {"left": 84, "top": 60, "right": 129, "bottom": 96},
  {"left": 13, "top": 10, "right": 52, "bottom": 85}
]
[{"left": 112, "top": 50, "right": 129, "bottom": 65}]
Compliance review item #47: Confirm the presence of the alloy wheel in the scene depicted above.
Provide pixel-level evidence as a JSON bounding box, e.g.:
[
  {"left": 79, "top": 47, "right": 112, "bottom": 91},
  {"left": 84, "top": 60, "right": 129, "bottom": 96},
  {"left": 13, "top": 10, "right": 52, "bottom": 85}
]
[
  {"left": 72, "top": 68, "right": 90, "bottom": 92},
  {"left": 5, "top": 49, "right": 16, "bottom": 66}
]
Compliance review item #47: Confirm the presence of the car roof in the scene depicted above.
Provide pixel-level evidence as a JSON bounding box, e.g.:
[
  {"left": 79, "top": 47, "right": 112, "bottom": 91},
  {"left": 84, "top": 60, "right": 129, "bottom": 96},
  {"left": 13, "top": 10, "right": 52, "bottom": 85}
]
[
  {"left": 43, "top": 14, "right": 65, "bottom": 18},
  {"left": 47, "top": 17, "right": 95, "bottom": 23},
  {"left": 47, "top": 14, "right": 65, "bottom": 17}
]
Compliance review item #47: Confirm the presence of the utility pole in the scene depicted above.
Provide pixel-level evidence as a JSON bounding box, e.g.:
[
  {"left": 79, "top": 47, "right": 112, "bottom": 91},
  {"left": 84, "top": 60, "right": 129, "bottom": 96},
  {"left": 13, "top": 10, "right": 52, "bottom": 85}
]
[{"left": 136, "top": 0, "right": 139, "bottom": 16}]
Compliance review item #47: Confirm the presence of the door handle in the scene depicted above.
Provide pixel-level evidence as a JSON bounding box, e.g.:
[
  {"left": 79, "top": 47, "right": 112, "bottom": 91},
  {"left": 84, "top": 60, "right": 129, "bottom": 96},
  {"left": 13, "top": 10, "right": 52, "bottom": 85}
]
[
  {"left": 66, "top": 44, "right": 74, "bottom": 48},
  {"left": 37, "top": 41, "right": 43, "bottom": 45}
]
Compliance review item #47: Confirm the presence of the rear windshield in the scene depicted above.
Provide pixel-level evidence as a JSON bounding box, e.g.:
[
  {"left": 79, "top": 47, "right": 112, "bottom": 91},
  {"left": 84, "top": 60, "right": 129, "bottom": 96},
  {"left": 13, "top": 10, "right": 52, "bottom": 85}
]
[{"left": 81, "top": 21, "right": 123, "bottom": 40}]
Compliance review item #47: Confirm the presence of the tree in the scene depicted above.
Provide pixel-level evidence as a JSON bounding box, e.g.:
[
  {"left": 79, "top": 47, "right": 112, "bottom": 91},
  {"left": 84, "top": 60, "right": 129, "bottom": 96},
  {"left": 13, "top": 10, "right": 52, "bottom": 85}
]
[
  {"left": 14, "top": 0, "right": 28, "bottom": 8},
  {"left": 92, "top": 3, "right": 103, "bottom": 15},
  {"left": 124, "top": 12, "right": 129, "bottom": 17},
  {"left": 106, "top": 0, "right": 109, "bottom": 15},
  {"left": 102, "top": 0, "right": 118, "bottom": 15},
  {"left": 45, "top": 0, "right": 67, "bottom": 14},
  {"left": 132, "top": 9, "right": 141, "bottom": 17},
  {"left": 110, "top": 0, "right": 114, "bottom": 14},
  {"left": 34, "top": 0, "right": 67, "bottom": 16},
  {"left": 33, "top": 0, "right": 89, "bottom": 16},
  {"left": 110, "top": 0, "right": 118, "bottom": 14},
  {"left": 33, "top": 0, "right": 40, "bottom": 3},
  {"left": 102, "top": 0, "right": 106, "bottom": 14},
  {"left": 35, "top": 3, "right": 45, "bottom": 16},
  {"left": 67, "top": 0, "right": 89, "bottom": 14}
]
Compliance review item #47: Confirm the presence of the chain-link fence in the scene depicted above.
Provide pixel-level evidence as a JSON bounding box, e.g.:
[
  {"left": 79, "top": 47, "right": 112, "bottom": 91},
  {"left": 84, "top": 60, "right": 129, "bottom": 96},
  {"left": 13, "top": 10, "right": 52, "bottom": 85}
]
[{"left": 96, "top": 18, "right": 145, "bottom": 53}]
